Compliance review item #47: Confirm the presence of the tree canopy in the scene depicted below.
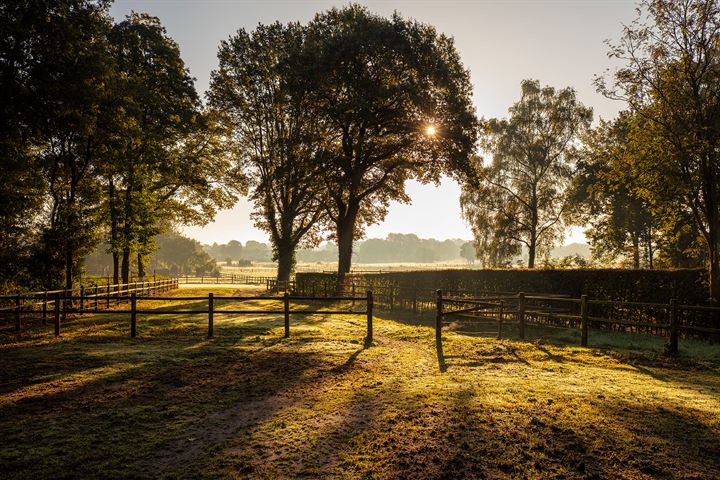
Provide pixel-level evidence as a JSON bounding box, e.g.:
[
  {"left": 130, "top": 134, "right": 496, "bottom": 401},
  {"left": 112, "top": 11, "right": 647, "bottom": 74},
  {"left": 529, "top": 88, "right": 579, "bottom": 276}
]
[
  {"left": 461, "top": 79, "right": 592, "bottom": 268},
  {"left": 302, "top": 5, "right": 478, "bottom": 285}
]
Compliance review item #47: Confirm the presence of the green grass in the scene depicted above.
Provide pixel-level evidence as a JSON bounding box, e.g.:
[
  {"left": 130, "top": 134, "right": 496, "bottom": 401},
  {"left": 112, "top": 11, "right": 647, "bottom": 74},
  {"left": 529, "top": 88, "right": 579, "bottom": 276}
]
[{"left": 1, "top": 287, "right": 719, "bottom": 479}]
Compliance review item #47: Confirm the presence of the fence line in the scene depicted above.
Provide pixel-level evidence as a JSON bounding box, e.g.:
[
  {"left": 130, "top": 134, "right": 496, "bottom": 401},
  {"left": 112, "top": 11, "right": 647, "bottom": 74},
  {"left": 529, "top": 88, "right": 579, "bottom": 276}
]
[
  {"left": 433, "top": 290, "right": 720, "bottom": 368},
  {"left": 177, "top": 274, "right": 295, "bottom": 292},
  {"left": 0, "top": 278, "right": 179, "bottom": 333},
  {"left": 5, "top": 289, "right": 375, "bottom": 347}
]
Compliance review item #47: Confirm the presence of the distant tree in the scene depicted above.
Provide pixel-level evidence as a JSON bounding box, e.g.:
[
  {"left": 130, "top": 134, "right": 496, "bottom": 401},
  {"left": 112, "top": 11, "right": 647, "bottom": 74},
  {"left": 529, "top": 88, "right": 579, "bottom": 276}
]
[
  {"left": 225, "top": 240, "right": 243, "bottom": 260},
  {"left": 148, "top": 232, "right": 218, "bottom": 276},
  {"left": 597, "top": 0, "right": 720, "bottom": 302},
  {"left": 460, "top": 241, "right": 476, "bottom": 264},
  {"left": 242, "top": 240, "right": 272, "bottom": 262},
  {"left": 461, "top": 80, "right": 592, "bottom": 268},
  {"left": 209, "top": 22, "right": 325, "bottom": 282},
  {"left": 303, "top": 6, "right": 478, "bottom": 286},
  {"left": 572, "top": 114, "right": 659, "bottom": 268}
]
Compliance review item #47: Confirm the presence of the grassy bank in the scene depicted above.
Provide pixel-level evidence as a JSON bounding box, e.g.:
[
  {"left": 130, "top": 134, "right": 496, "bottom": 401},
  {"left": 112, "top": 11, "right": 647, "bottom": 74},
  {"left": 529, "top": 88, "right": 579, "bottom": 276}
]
[{"left": 1, "top": 288, "right": 718, "bottom": 479}]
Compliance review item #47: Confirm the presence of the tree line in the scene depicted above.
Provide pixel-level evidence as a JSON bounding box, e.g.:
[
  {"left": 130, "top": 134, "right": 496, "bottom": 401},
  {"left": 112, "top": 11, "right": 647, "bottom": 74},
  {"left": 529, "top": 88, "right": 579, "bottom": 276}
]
[
  {"left": 1, "top": 2, "right": 478, "bottom": 293},
  {"left": 85, "top": 231, "right": 219, "bottom": 278},
  {"left": 3, "top": 1, "right": 720, "bottom": 304},
  {"left": 202, "top": 234, "right": 473, "bottom": 264},
  {"left": 1, "top": 1, "right": 238, "bottom": 292},
  {"left": 461, "top": 0, "right": 720, "bottom": 304}
]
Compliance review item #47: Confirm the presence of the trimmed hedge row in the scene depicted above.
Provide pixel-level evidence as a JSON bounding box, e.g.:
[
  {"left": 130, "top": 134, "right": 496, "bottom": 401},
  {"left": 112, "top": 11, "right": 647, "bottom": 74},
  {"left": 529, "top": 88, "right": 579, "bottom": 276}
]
[{"left": 295, "top": 268, "right": 709, "bottom": 305}]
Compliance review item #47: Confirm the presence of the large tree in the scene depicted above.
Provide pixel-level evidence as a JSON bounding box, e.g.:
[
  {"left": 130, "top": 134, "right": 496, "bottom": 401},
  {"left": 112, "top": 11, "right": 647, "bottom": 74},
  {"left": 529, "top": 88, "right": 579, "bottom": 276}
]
[
  {"left": 303, "top": 6, "right": 478, "bottom": 286},
  {"left": 209, "top": 22, "right": 326, "bottom": 282},
  {"left": 598, "top": 0, "right": 720, "bottom": 303},
  {"left": 108, "top": 13, "right": 237, "bottom": 283},
  {"left": 461, "top": 80, "right": 592, "bottom": 268},
  {"left": 23, "top": 0, "right": 114, "bottom": 290},
  {"left": 573, "top": 114, "right": 659, "bottom": 268}
]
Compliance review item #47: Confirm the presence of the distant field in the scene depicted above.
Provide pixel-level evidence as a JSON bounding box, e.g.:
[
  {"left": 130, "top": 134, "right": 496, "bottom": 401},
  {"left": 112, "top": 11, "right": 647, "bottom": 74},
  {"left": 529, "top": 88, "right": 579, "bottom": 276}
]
[
  {"left": 1, "top": 287, "right": 719, "bottom": 479},
  {"left": 220, "top": 261, "right": 474, "bottom": 276}
]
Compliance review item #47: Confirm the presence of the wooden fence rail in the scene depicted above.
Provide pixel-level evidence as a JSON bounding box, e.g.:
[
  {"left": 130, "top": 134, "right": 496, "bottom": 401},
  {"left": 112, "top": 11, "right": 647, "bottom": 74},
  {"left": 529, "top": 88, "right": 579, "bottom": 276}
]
[
  {"left": 432, "top": 290, "right": 720, "bottom": 367},
  {"left": 0, "top": 278, "right": 179, "bottom": 333},
  {"left": 12, "top": 290, "right": 374, "bottom": 347}
]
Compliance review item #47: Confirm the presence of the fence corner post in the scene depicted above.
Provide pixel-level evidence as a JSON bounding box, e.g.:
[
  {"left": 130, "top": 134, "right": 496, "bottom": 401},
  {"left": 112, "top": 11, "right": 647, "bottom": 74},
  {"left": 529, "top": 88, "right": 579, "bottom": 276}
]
[
  {"left": 580, "top": 294, "right": 588, "bottom": 347},
  {"left": 669, "top": 298, "right": 678, "bottom": 355},
  {"left": 208, "top": 292, "right": 214, "bottom": 338},
  {"left": 518, "top": 292, "right": 526, "bottom": 340},
  {"left": 283, "top": 291, "right": 290, "bottom": 338},
  {"left": 365, "top": 290, "right": 373, "bottom": 347},
  {"left": 130, "top": 292, "right": 137, "bottom": 338},
  {"left": 435, "top": 289, "right": 445, "bottom": 370},
  {"left": 80, "top": 285, "right": 85, "bottom": 313}
]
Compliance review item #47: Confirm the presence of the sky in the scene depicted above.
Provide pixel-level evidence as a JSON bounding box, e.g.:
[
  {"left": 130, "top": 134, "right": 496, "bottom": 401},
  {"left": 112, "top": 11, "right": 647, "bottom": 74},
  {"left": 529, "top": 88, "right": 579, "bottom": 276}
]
[{"left": 110, "top": 0, "right": 636, "bottom": 245}]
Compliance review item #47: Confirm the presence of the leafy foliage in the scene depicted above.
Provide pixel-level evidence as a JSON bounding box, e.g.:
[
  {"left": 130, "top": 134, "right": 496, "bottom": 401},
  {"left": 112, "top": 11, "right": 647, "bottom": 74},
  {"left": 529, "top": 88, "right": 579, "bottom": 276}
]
[
  {"left": 461, "top": 80, "right": 592, "bottom": 268},
  {"left": 597, "top": 0, "right": 720, "bottom": 302},
  {"left": 209, "top": 22, "right": 324, "bottom": 281},
  {"left": 302, "top": 6, "right": 478, "bottom": 281}
]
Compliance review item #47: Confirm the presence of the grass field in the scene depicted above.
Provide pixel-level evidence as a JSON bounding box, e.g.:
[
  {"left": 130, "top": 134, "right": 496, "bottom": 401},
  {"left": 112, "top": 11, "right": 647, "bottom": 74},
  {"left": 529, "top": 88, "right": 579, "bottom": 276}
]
[{"left": 1, "top": 287, "right": 719, "bottom": 479}]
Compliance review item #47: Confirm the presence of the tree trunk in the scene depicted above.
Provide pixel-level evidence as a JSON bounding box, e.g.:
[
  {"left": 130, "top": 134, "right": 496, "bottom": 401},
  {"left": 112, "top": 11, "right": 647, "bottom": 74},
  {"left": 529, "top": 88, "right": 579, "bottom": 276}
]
[
  {"left": 710, "top": 237, "right": 720, "bottom": 306},
  {"left": 632, "top": 234, "right": 640, "bottom": 269},
  {"left": 137, "top": 252, "right": 145, "bottom": 281},
  {"left": 108, "top": 177, "right": 120, "bottom": 283},
  {"left": 276, "top": 243, "right": 295, "bottom": 283},
  {"left": 528, "top": 189, "right": 538, "bottom": 269},
  {"left": 527, "top": 239, "right": 536, "bottom": 268},
  {"left": 121, "top": 247, "right": 131, "bottom": 284},
  {"left": 112, "top": 252, "right": 119, "bottom": 285},
  {"left": 336, "top": 203, "right": 360, "bottom": 290},
  {"left": 65, "top": 246, "right": 73, "bottom": 291}
]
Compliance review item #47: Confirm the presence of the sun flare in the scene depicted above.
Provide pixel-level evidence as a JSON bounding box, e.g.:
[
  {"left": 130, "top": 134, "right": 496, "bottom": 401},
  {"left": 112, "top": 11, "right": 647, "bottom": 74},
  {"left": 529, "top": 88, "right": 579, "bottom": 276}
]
[{"left": 426, "top": 125, "right": 436, "bottom": 136}]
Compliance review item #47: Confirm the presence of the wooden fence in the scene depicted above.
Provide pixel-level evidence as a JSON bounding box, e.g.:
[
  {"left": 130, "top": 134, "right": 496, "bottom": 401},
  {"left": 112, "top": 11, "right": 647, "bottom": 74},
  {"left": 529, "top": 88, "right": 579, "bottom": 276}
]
[
  {"left": 3, "top": 289, "right": 374, "bottom": 347},
  {"left": 177, "top": 274, "right": 295, "bottom": 291},
  {"left": 433, "top": 290, "right": 720, "bottom": 368},
  {"left": 0, "top": 278, "right": 178, "bottom": 333}
]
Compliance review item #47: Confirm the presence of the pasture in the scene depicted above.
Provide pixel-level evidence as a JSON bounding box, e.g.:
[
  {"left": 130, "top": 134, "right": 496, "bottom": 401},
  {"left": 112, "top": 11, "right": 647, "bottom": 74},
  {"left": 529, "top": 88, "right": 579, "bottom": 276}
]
[{"left": 1, "top": 287, "right": 719, "bottom": 479}]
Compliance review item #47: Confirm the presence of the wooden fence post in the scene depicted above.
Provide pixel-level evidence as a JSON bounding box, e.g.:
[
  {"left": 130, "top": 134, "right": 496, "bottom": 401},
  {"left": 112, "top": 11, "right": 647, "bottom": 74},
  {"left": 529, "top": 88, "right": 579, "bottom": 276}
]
[
  {"left": 130, "top": 292, "right": 137, "bottom": 338},
  {"left": 208, "top": 292, "right": 214, "bottom": 338},
  {"left": 94, "top": 285, "right": 99, "bottom": 312},
  {"left": 580, "top": 295, "right": 588, "bottom": 347},
  {"left": 15, "top": 293, "right": 21, "bottom": 333},
  {"left": 106, "top": 282, "right": 110, "bottom": 309},
  {"left": 365, "top": 290, "right": 373, "bottom": 347},
  {"left": 669, "top": 298, "right": 678, "bottom": 355},
  {"left": 435, "top": 290, "right": 445, "bottom": 370},
  {"left": 498, "top": 300, "right": 504, "bottom": 339},
  {"left": 42, "top": 291, "right": 48, "bottom": 325},
  {"left": 54, "top": 294, "right": 60, "bottom": 337},
  {"left": 284, "top": 292, "right": 290, "bottom": 338},
  {"left": 80, "top": 285, "right": 85, "bottom": 313},
  {"left": 517, "top": 292, "right": 526, "bottom": 340}
]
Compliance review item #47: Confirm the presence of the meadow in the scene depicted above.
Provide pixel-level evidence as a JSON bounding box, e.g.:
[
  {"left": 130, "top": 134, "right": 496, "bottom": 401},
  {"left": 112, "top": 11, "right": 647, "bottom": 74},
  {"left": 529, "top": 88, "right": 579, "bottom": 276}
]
[{"left": 1, "top": 287, "right": 719, "bottom": 479}]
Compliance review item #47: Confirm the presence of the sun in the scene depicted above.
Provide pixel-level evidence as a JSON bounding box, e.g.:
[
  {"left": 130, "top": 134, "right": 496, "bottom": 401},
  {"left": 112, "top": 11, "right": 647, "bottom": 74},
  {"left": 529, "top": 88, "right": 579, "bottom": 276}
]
[{"left": 426, "top": 125, "right": 436, "bottom": 136}]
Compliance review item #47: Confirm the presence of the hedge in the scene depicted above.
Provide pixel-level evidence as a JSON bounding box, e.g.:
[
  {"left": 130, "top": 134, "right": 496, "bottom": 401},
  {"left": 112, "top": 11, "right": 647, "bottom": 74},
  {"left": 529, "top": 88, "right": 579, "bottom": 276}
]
[{"left": 295, "top": 268, "right": 709, "bottom": 306}]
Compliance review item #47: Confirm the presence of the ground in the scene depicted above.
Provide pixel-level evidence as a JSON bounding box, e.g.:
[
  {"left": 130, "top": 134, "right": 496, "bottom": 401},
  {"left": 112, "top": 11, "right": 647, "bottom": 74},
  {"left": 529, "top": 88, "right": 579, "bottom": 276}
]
[{"left": 1, "top": 287, "right": 719, "bottom": 479}]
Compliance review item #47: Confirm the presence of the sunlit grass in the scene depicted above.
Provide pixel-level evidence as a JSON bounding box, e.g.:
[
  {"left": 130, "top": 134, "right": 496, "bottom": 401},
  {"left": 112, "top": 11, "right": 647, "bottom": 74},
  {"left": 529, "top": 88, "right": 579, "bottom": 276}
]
[{"left": 1, "top": 287, "right": 718, "bottom": 479}]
